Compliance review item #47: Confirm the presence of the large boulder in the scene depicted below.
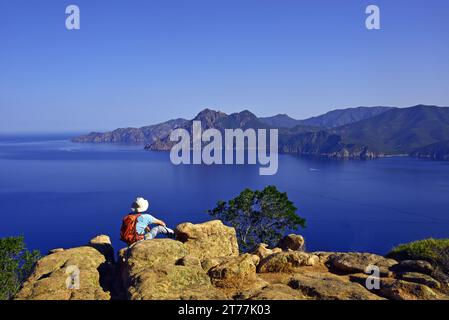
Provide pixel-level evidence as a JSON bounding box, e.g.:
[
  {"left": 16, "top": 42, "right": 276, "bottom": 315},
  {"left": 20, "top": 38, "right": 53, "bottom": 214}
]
[
  {"left": 250, "top": 243, "right": 282, "bottom": 260},
  {"left": 392, "top": 260, "right": 434, "bottom": 275},
  {"left": 175, "top": 220, "right": 239, "bottom": 260},
  {"left": 128, "top": 265, "right": 223, "bottom": 300},
  {"left": 124, "top": 239, "right": 187, "bottom": 273},
  {"left": 88, "top": 235, "right": 115, "bottom": 262},
  {"left": 311, "top": 251, "right": 343, "bottom": 264},
  {"left": 121, "top": 238, "right": 226, "bottom": 300},
  {"left": 15, "top": 237, "right": 112, "bottom": 300},
  {"left": 257, "top": 252, "right": 319, "bottom": 273},
  {"left": 208, "top": 254, "right": 258, "bottom": 288},
  {"left": 378, "top": 278, "right": 443, "bottom": 300},
  {"left": 289, "top": 272, "right": 384, "bottom": 300},
  {"left": 278, "top": 234, "right": 305, "bottom": 251},
  {"left": 329, "top": 253, "right": 397, "bottom": 276}
]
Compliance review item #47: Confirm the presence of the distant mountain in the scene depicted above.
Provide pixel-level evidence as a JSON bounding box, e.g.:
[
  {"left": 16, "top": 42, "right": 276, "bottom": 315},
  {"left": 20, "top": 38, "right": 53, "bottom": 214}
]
[
  {"left": 298, "top": 106, "right": 395, "bottom": 128},
  {"left": 145, "top": 109, "right": 271, "bottom": 151},
  {"left": 259, "top": 114, "right": 302, "bottom": 128},
  {"left": 72, "top": 106, "right": 394, "bottom": 145},
  {"left": 72, "top": 118, "right": 188, "bottom": 144},
  {"left": 72, "top": 105, "right": 449, "bottom": 161},
  {"left": 259, "top": 106, "right": 395, "bottom": 129},
  {"left": 410, "top": 140, "right": 449, "bottom": 160},
  {"left": 143, "top": 109, "right": 375, "bottom": 158},
  {"left": 334, "top": 105, "right": 449, "bottom": 154}
]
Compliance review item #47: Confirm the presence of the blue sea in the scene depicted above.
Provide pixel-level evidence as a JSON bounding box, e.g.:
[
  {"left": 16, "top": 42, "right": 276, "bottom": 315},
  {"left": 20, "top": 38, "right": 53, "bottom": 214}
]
[{"left": 1, "top": 134, "right": 448, "bottom": 255}]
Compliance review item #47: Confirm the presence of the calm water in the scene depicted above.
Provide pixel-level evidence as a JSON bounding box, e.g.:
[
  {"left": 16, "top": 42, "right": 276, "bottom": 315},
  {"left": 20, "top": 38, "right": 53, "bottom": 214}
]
[{"left": 1, "top": 134, "right": 448, "bottom": 255}]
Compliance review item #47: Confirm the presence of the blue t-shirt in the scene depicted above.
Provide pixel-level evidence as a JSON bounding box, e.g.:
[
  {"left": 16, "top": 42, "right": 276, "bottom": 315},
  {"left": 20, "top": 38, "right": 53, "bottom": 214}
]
[{"left": 135, "top": 213, "right": 157, "bottom": 235}]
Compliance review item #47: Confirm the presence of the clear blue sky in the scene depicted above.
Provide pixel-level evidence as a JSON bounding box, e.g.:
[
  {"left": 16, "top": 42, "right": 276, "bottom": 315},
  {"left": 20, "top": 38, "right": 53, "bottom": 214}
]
[{"left": 1, "top": 0, "right": 449, "bottom": 132}]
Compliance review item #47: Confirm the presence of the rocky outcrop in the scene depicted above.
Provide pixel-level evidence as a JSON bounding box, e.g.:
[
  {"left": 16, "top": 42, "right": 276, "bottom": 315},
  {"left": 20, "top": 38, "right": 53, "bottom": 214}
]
[
  {"left": 277, "top": 234, "right": 305, "bottom": 251},
  {"left": 289, "top": 272, "right": 384, "bottom": 300},
  {"left": 328, "top": 252, "right": 397, "bottom": 276},
  {"left": 15, "top": 235, "right": 114, "bottom": 300},
  {"left": 393, "top": 260, "right": 434, "bottom": 275},
  {"left": 208, "top": 254, "right": 258, "bottom": 289},
  {"left": 15, "top": 221, "right": 449, "bottom": 300},
  {"left": 257, "top": 252, "right": 319, "bottom": 273},
  {"left": 120, "top": 239, "right": 225, "bottom": 300},
  {"left": 377, "top": 278, "right": 443, "bottom": 300},
  {"left": 398, "top": 272, "right": 441, "bottom": 289},
  {"left": 175, "top": 220, "right": 239, "bottom": 260},
  {"left": 250, "top": 243, "right": 282, "bottom": 260}
]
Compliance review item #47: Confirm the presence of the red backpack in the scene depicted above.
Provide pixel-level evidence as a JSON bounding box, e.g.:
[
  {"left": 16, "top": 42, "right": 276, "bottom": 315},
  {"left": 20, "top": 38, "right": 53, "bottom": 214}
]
[{"left": 120, "top": 213, "right": 143, "bottom": 246}]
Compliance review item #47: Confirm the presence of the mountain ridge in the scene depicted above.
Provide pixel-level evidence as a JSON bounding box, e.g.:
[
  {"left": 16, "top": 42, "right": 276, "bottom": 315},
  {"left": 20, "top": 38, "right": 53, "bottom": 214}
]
[
  {"left": 72, "top": 106, "right": 397, "bottom": 144},
  {"left": 259, "top": 106, "right": 395, "bottom": 128},
  {"left": 298, "top": 106, "right": 395, "bottom": 128},
  {"left": 72, "top": 105, "right": 449, "bottom": 161}
]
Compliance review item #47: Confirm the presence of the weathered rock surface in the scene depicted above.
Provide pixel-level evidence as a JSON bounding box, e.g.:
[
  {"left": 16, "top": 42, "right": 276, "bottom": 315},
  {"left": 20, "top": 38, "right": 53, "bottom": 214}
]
[
  {"left": 257, "top": 252, "right": 319, "bottom": 273},
  {"left": 328, "top": 252, "right": 397, "bottom": 276},
  {"left": 175, "top": 220, "right": 239, "bottom": 260},
  {"left": 398, "top": 272, "right": 441, "bottom": 289},
  {"left": 377, "top": 278, "right": 443, "bottom": 300},
  {"left": 128, "top": 265, "right": 223, "bottom": 300},
  {"left": 121, "top": 239, "right": 225, "bottom": 300},
  {"left": 311, "top": 251, "right": 344, "bottom": 264},
  {"left": 239, "top": 283, "right": 306, "bottom": 300},
  {"left": 124, "top": 239, "right": 187, "bottom": 273},
  {"left": 208, "top": 254, "right": 258, "bottom": 288},
  {"left": 176, "top": 255, "right": 202, "bottom": 268},
  {"left": 15, "top": 237, "right": 112, "bottom": 300},
  {"left": 289, "top": 272, "right": 384, "bottom": 300},
  {"left": 278, "top": 234, "right": 305, "bottom": 251},
  {"left": 349, "top": 274, "right": 448, "bottom": 300},
  {"left": 89, "top": 235, "right": 115, "bottom": 262},
  {"left": 250, "top": 243, "right": 282, "bottom": 259},
  {"left": 201, "top": 257, "right": 228, "bottom": 273},
  {"left": 393, "top": 260, "right": 434, "bottom": 275}
]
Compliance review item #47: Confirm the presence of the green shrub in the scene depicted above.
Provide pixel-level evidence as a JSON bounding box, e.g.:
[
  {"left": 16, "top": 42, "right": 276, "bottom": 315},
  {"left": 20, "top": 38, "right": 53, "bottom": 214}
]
[
  {"left": 0, "top": 236, "right": 40, "bottom": 300},
  {"left": 388, "top": 238, "right": 449, "bottom": 263}
]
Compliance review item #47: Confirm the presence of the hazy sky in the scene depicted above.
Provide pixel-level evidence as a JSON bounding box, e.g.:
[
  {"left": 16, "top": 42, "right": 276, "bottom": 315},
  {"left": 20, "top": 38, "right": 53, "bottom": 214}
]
[{"left": 1, "top": 0, "right": 449, "bottom": 132}]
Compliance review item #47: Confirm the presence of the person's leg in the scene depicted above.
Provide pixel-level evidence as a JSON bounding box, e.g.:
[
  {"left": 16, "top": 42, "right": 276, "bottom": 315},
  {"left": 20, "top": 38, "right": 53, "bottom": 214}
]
[{"left": 144, "top": 225, "right": 174, "bottom": 240}]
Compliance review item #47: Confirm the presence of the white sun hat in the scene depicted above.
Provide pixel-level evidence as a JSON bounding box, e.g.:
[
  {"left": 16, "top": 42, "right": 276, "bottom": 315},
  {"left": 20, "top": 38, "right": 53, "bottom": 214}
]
[{"left": 131, "top": 197, "right": 149, "bottom": 213}]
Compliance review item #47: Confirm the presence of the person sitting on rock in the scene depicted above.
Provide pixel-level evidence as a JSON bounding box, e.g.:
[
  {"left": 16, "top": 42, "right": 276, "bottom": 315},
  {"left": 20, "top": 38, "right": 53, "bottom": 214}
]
[{"left": 120, "top": 197, "right": 174, "bottom": 246}]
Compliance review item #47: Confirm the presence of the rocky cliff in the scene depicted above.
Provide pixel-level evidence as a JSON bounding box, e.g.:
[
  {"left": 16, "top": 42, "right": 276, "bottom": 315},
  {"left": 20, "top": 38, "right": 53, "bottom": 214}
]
[
  {"left": 278, "top": 130, "right": 379, "bottom": 159},
  {"left": 410, "top": 140, "right": 449, "bottom": 161},
  {"left": 15, "top": 220, "right": 449, "bottom": 300}
]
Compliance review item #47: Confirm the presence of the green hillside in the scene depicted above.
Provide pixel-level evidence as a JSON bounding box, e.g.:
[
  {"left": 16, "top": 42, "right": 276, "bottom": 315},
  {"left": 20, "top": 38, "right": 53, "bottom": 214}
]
[{"left": 334, "top": 105, "right": 449, "bottom": 154}]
